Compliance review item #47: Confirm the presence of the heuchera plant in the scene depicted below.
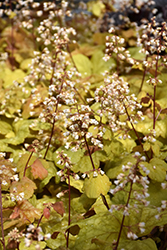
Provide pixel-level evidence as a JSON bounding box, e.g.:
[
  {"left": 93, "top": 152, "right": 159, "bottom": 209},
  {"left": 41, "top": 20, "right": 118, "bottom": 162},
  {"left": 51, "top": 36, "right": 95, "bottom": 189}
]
[{"left": 0, "top": 0, "right": 167, "bottom": 249}]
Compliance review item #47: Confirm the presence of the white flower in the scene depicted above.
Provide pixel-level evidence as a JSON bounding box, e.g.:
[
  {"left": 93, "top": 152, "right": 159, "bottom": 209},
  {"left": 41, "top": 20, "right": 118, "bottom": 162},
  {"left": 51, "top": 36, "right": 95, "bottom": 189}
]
[
  {"left": 27, "top": 224, "right": 35, "bottom": 232},
  {"left": 134, "top": 152, "right": 141, "bottom": 157},
  {"left": 140, "top": 228, "right": 145, "bottom": 233},
  {"left": 161, "top": 183, "right": 167, "bottom": 189},
  {"left": 155, "top": 214, "right": 160, "bottom": 219},
  {"left": 57, "top": 160, "right": 62, "bottom": 165},
  {"left": 74, "top": 174, "right": 80, "bottom": 180},
  {"left": 100, "top": 170, "right": 105, "bottom": 175},
  {"left": 93, "top": 171, "right": 98, "bottom": 177},
  {"left": 38, "top": 233, "right": 43, "bottom": 241},
  {"left": 25, "top": 238, "right": 31, "bottom": 247},
  {"left": 109, "top": 189, "right": 115, "bottom": 194},
  {"left": 44, "top": 233, "right": 51, "bottom": 240},
  {"left": 56, "top": 192, "right": 64, "bottom": 198},
  {"left": 139, "top": 222, "right": 145, "bottom": 227},
  {"left": 81, "top": 173, "right": 86, "bottom": 179},
  {"left": 127, "top": 231, "right": 138, "bottom": 239},
  {"left": 57, "top": 170, "right": 63, "bottom": 177},
  {"left": 2, "top": 180, "right": 8, "bottom": 186},
  {"left": 12, "top": 174, "right": 19, "bottom": 182}
]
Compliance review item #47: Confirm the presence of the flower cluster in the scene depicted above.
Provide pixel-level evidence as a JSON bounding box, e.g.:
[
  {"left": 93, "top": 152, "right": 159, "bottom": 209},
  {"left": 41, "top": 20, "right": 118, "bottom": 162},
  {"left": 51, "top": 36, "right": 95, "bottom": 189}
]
[
  {"left": 24, "top": 224, "right": 51, "bottom": 247},
  {"left": 138, "top": 17, "right": 167, "bottom": 55},
  {"left": 103, "top": 27, "right": 135, "bottom": 71},
  {"left": 7, "top": 227, "right": 25, "bottom": 249},
  {"left": 10, "top": 187, "right": 25, "bottom": 202},
  {"left": 0, "top": 159, "right": 18, "bottom": 190},
  {"left": 62, "top": 104, "right": 104, "bottom": 151},
  {"left": 109, "top": 152, "right": 150, "bottom": 214},
  {"left": 94, "top": 73, "right": 144, "bottom": 136}
]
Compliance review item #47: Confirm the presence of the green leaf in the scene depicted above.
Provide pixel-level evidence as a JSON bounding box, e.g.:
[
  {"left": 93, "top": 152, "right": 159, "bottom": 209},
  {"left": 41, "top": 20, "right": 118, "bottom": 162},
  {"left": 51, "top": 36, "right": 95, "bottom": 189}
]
[
  {"left": 147, "top": 181, "right": 167, "bottom": 206},
  {"left": 4, "top": 119, "right": 32, "bottom": 145},
  {"left": 0, "top": 68, "right": 26, "bottom": 88},
  {"left": 71, "top": 211, "right": 123, "bottom": 250},
  {"left": 151, "top": 142, "right": 161, "bottom": 156},
  {"left": 84, "top": 173, "right": 111, "bottom": 198},
  {"left": 71, "top": 193, "right": 96, "bottom": 214},
  {"left": 91, "top": 50, "right": 116, "bottom": 74},
  {"left": 128, "top": 46, "right": 145, "bottom": 60},
  {"left": 106, "top": 155, "right": 136, "bottom": 179},
  {"left": 72, "top": 54, "right": 92, "bottom": 76},
  {"left": 19, "top": 240, "right": 46, "bottom": 250},
  {"left": 135, "top": 117, "right": 167, "bottom": 138},
  {"left": 0, "top": 121, "right": 13, "bottom": 135},
  {"left": 53, "top": 147, "right": 84, "bottom": 172},
  {"left": 141, "top": 158, "right": 167, "bottom": 182},
  {"left": 119, "top": 238, "right": 157, "bottom": 250},
  {"left": 92, "top": 195, "right": 111, "bottom": 214},
  {"left": 20, "top": 58, "right": 32, "bottom": 71},
  {"left": 88, "top": 1, "right": 105, "bottom": 17},
  {"left": 2, "top": 195, "right": 15, "bottom": 208},
  {"left": 143, "top": 141, "right": 151, "bottom": 151},
  {"left": 66, "top": 176, "right": 84, "bottom": 193},
  {"left": 117, "top": 136, "right": 136, "bottom": 153}
]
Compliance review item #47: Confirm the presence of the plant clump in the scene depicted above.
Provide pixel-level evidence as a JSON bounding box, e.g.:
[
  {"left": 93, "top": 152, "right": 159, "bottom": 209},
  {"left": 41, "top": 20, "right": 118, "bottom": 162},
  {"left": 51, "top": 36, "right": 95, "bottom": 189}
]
[{"left": 0, "top": 1, "right": 167, "bottom": 250}]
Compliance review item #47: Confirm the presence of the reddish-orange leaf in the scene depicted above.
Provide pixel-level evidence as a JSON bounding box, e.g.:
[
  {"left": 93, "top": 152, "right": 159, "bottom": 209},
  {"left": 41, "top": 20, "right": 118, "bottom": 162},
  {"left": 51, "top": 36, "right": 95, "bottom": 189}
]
[
  {"left": 10, "top": 200, "right": 41, "bottom": 223},
  {"left": 10, "top": 207, "right": 20, "bottom": 220},
  {"left": 51, "top": 201, "right": 65, "bottom": 217},
  {"left": 141, "top": 96, "right": 150, "bottom": 104},
  {"left": 10, "top": 176, "right": 37, "bottom": 199},
  {"left": 161, "top": 108, "right": 167, "bottom": 114},
  {"left": 43, "top": 207, "right": 50, "bottom": 219},
  {"left": 51, "top": 232, "right": 60, "bottom": 239},
  {"left": 31, "top": 159, "right": 48, "bottom": 180}
]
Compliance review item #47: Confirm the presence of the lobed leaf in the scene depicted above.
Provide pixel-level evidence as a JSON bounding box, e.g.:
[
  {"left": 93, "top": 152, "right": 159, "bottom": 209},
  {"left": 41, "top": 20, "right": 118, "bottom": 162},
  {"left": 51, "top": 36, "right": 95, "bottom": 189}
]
[{"left": 84, "top": 173, "right": 111, "bottom": 199}]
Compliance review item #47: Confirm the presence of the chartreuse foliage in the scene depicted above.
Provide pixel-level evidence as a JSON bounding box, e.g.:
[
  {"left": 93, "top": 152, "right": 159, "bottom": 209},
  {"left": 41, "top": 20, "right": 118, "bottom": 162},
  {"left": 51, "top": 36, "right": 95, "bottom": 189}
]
[{"left": 0, "top": 1, "right": 167, "bottom": 250}]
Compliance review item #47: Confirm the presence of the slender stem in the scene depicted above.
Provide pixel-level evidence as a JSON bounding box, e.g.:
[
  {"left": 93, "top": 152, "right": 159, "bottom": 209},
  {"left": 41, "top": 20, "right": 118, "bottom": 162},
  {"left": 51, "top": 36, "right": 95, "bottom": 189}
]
[
  {"left": 139, "top": 55, "right": 148, "bottom": 93},
  {"left": 114, "top": 180, "right": 133, "bottom": 250},
  {"left": 23, "top": 151, "right": 34, "bottom": 177},
  {"left": 115, "top": 38, "right": 119, "bottom": 75},
  {"left": 66, "top": 169, "right": 71, "bottom": 248},
  {"left": 9, "top": 0, "right": 14, "bottom": 71},
  {"left": 43, "top": 55, "right": 57, "bottom": 159},
  {"left": 0, "top": 180, "right": 6, "bottom": 250},
  {"left": 150, "top": 55, "right": 159, "bottom": 159},
  {"left": 44, "top": 116, "right": 55, "bottom": 160},
  {"left": 153, "top": 55, "right": 159, "bottom": 130},
  {"left": 44, "top": 75, "right": 64, "bottom": 159},
  {"left": 36, "top": 214, "right": 44, "bottom": 228},
  {"left": 153, "top": 85, "right": 156, "bottom": 127},
  {"left": 83, "top": 134, "right": 96, "bottom": 170},
  {"left": 124, "top": 103, "right": 150, "bottom": 160},
  {"left": 66, "top": 44, "right": 78, "bottom": 72}
]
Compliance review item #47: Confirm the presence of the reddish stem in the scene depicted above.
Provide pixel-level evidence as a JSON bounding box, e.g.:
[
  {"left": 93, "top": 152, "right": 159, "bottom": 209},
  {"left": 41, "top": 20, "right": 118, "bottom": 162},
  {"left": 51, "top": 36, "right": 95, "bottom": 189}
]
[
  {"left": 114, "top": 180, "right": 133, "bottom": 250},
  {"left": 0, "top": 180, "right": 6, "bottom": 250},
  {"left": 23, "top": 151, "right": 34, "bottom": 177},
  {"left": 37, "top": 214, "right": 44, "bottom": 228},
  {"left": 83, "top": 133, "right": 96, "bottom": 170},
  {"left": 139, "top": 55, "right": 148, "bottom": 93},
  {"left": 9, "top": 0, "right": 14, "bottom": 71},
  {"left": 66, "top": 169, "right": 71, "bottom": 248},
  {"left": 124, "top": 103, "right": 150, "bottom": 160}
]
